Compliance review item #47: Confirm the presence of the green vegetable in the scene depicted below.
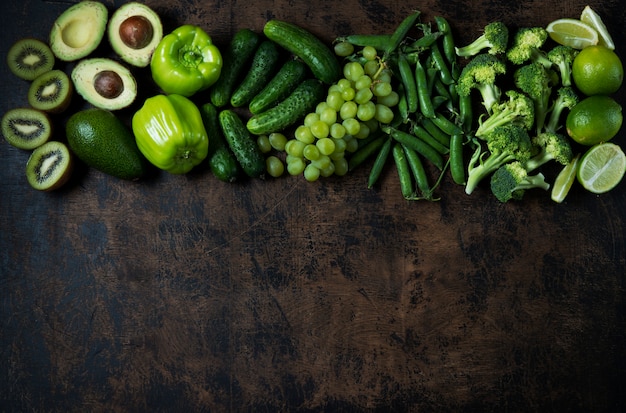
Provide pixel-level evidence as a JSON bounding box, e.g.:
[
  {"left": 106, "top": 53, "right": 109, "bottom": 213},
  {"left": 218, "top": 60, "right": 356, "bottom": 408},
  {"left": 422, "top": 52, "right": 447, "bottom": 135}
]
[
  {"left": 475, "top": 90, "right": 535, "bottom": 138},
  {"left": 393, "top": 143, "right": 413, "bottom": 199},
  {"left": 456, "top": 53, "right": 507, "bottom": 114},
  {"left": 490, "top": 161, "right": 549, "bottom": 202},
  {"left": 513, "top": 62, "right": 555, "bottom": 134},
  {"left": 544, "top": 86, "right": 579, "bottom": 133},
  {"left": 434, "top": 16, "right": 456, "bottom": 64},
  {"left": 132, "top": 94, "right": 208, "bottom": 174},
  {"left": 455, "top": 22, "right": 509, "bottom": 57},
  {"left": 230, "top": 40, "right": 281, "bottom": 107},
  {"left": 449, "top": 133, "right": 466, "bottom": 185},
  {"left": 403, "top": 144, "right": 432, "bottom": 199},
  {"left": 263, "top": 19, "right": 341, "bottom": 84},
  {"left": 200, "top": 102, "right": 241, "bottom": 182},
  {"left": 246, "top": 78, "right": 325, "bottom": 135},
  {"left": 546, "top": 45, "right": 579, "bottom": 87},
  {"left": 506, "top": 27, "right": 552, "bottom": 67},
  {"left": 348, "top": 135, "right": 386, "bottom": 171},
  {"left": 248, "top": 59, "right": 308, "bottom": 114},
  {"left": 219, "top": 109, "right": 266, "bottom": 178},
  {"left": 367, "top": 137, "right": 392, "bottom": 188},
  {"left": 524, "top": 132, "right": 574, "bottom": 172},
  {"left": 414, "top": 58, "right": 434, "bottom": 118},
  {"left": 383, "top": 125, "right": 444, "bottom": 170},
  {"left": 210, "top": 28, "right": 261, "bottom": 107},
  {"left": 150, "top": 24, "right": 222, "bottom": 97},
  {"left": 385, "top": 10, "right": 421, "bottom": 56},
  {"left": 397, "top": 54, "right": 418, "bottom": 113}
]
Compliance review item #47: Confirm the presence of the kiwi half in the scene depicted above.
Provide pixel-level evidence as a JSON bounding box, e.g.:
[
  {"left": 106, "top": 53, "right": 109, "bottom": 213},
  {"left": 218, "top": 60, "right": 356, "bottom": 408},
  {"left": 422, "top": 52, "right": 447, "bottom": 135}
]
[
  {"left": 25, "top": 141, "right": 73, "bottom": 191},
  {"left": 28, "top": 69, "right": 73, "bottom": 113},
  {"left": 7, "top": 38, "right": 55, "bottom": 81},
  {"left": 1, "top": 107, "right": 52, "bottom": 150}
]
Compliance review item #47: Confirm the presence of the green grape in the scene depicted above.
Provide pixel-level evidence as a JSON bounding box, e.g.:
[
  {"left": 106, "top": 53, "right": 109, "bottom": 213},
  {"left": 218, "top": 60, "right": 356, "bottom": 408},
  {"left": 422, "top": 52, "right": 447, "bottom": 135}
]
[
  {"left": 287, "top": 156, "right": 306, "bottom": 175},
  {"left": 268, "top": 132, "right": 287, "bottom": 151},
  {"left": 316, "top": 101, "right": 330, "bottom": 114},
  {"left": 362, "top": 46, "right": 377, "bottom": 61},
  {"left": 341, "top": 87, "right": 356, "bottom": 102},
  {"left": 376, "top": 90, "right": 399, "bottom": 107},
  {"left": 316, "top": 137, "right": 336, "bottom": 155},
  {"left": 330, "top": 123, "right": 346, "bottom": 139},
  {"left": 357, "top": 101, "right": 376, "bottom": 121},
  {"left": 333, "top": 157, "right": 349, "bottom": 176},
  {"left": 342, "top": 118, "right": 361, "bottom": 135},
  {"left": 339, "top": 100, "right": 358, "bottom": 120},
  {"left": 266, "top": 156, "right": 284, "bottom": 177},
  {"left": 326, "top": 90, "right": 345, "bottom": 111},
  {"left": 344, "top": 61, "right": 365, "bottom": 82},
  {"left": 319, "top": 162, "right": 335, "bottom": 177},
  {"left": 328, "top": 84, "right": 342, "bottom": 94},
  {"left": 375, "top": 103, "right": 394, "bottom": 124},
  {"left": 355, "top": 88, "right": 374, "bottom": 105},
  {"left": 311, "top": 155, "right": 331, "bottom": 170},
  {"left": 337, "top": 78, "right": 352, "bottom": 91},
  {"left": 345, "top": 136, "right": 359, "bottom": 152},
  {"left": 257, "top": 134, "right": 272, "bottom": 153},
  {"left": 364, "top": 60, "right": 380, "bottom": 77},
  {"left": 334, "top": 41, "right": 354, "bottom": 57},
  {"left": 355, "top": 74, "right": 372, "bottom": 90},
  {"left": 378, "top": 70, "right": 392, "bottom": 84},
  {"left": 332, "top": 137, "right": 347, "bottom": 153},
  {"left": 285, "top": 139, "right": 306, "bottom": 157},
  {"left": 304, "top": 112, "right": 320, "bottom": 127},
  {"left": 372, "top": 81, "right": 392, "bottom": 97},
  {"left": 295, "top": 125, "right": 315, "bottom": 144},
  {"left": 354, "top": 121, "right": 369, "bottom": 139},
  {"left": 304, "top": 164, "right": 320, "bottom": 182},
  {"left": 329, "top": 150, "right": 345, "bottom": 161},
  {"left": 364, "top": 118, "right": 379, "bottom": 133},
  {"left": 303, "top": 144, "right": 321, "bottom": 161},
  {"left": 310, "top": 120, "right": 330, "bottom": 139},
  {"left": 320, "top": 107, "right": 337, "bottom": 125}
]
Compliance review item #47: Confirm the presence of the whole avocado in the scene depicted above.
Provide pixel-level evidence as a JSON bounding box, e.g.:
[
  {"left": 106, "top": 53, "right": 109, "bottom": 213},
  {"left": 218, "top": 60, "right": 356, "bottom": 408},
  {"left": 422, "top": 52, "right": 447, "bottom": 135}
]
[{"left": 66, "top": 108, "right": 148, "bottom": 180}]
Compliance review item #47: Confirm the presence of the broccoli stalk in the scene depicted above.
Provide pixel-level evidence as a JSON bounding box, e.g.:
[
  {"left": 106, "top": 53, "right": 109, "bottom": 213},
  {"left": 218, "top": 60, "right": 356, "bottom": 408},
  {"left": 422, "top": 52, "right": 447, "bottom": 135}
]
[
  {"left": 546, "top": 45, "right": 579, "bottom": 87},
  {"left": 514, "top": 62, "right": 555, "bottom": 135},
  {"left": 524, "top": 131, "right": 574, "bottom": 172},
  {"left": 544, "top": 86, "right": 579, "bottom": 133},
  {"left": 455, "top": 22, "right": 509, "bottom": 57},
  {"left": 506, "top": 27, "right": 553, "bottom": 67},
  {"left": 475, "top": 90, "right": 535, "bottom": 138},
  {"left": 457, "top": 53, "right": 507, "bottom": 114},
  {"left": 465, "top": 124, "right": 534, "bottom": 195},
  {"left": 490, "top": 161, "right": 550, "bottom": 202}
]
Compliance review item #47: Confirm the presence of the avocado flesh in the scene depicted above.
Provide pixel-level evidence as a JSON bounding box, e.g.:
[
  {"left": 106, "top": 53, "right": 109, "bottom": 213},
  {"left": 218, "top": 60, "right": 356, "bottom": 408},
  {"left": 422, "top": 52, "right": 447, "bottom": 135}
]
[
  {"left": 49, "top": 1, "right": 108, "bottom": 62},
  {"left": 71, "top": 58, "right": 137, "bottom": 111}
]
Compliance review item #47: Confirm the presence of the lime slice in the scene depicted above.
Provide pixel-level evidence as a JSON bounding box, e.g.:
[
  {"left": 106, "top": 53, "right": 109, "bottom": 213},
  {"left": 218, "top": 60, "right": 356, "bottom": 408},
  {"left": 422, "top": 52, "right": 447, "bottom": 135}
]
[
  {"left": 577, "top": 142, "right": 626, "bottom": 194},
  {"left": 580, "top": 5, "right": 615, "bottom": 50},
  {"left": 551, "top": 153, "right": 581, "bottom": 203},
  {"left": 546, "top": 18, "right": 599, "bottom": 49}
]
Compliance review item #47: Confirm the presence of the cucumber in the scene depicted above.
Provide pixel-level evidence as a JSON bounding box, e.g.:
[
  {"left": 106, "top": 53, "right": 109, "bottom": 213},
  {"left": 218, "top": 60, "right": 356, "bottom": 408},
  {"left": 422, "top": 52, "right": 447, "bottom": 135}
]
[
  {"left": 230, "top": 40, "right": 281, "bottom": 108},
  {"left": 218, "top": 109, "right": 265, "bottom": 178},
  {"left": 246, "top": 78, "right": 326, "bottom": 136},
  {"left": 263, "top": 20, "right": 341, "bottom": 85},
  {"left": 200, "top": 102, "right": 241, "bottom": 182},
  {"left": 209, "top": 29, "right": 261, "bottom": 107},
  {"left": 248, "top": 59, "right": 309, "bottom": 114}
]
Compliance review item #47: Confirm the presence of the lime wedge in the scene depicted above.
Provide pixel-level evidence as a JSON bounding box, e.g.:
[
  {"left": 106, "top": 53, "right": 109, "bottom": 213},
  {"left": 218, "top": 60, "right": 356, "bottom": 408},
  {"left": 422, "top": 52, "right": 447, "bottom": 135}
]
[
  {"left": 577, "top": 142, "right": 626, "bottom": 194},
  {"left": 551, "top": 153, "right": 581, "bottom": 203},
  {"left": 580, "top": 5, "right": 615, "bottom": 50},
  {"left": 546, "top": 18, "right": 599, "bottom": 49}
]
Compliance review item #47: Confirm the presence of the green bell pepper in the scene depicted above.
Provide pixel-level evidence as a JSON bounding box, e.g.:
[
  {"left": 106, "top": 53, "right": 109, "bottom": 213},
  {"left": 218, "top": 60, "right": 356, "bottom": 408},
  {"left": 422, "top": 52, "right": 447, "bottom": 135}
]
[
  {"left": 150, "top": 24, "right": 223, "bottom": 97},
  {"left": 132, "top": 94, "right": 209, "bottom": 174}
]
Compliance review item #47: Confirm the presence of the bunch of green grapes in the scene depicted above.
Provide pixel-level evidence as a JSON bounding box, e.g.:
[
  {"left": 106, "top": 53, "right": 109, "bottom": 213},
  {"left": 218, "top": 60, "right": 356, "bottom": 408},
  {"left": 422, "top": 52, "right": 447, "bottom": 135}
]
[{"left": 284, "top": 46, "right": 399, "bottom": 182}]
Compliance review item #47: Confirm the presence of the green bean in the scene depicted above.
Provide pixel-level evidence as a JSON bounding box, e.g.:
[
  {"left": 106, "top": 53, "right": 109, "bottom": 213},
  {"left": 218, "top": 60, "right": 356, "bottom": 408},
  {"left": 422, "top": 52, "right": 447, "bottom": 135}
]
[
  {"left": 433, "top": 78, "right": 452, "bottom": 101},
  {"left": 412, "top": 124, "right": 449, "bottom": 155},
  {"left": 342, "top": 34, "right": 392, "bottom": 51},
  {"left": 458, "top": 93, "right": 474, "bottom": 133},
  {"left": 414, "top": 59, "right": 435, "bottom": 119},
  {"left": 432, "top": 112, "right": 463, "bottom": 136},
  {"left": 402, "top": 31, "right": 443, "bottom": 53},
  {"left": 430, "top": 43, "right": 454, "bottom": 85},
  {"left": 385, "top": 126, "right": 444, "bottom": 170},
  {"left": 367, "top": 137, "right": 393, "bottom": 188},
  {"left": 421, "top": 117, "right": 451, "bottom": 147},
  {"left": 348, "top": 135, "right": 386, "bottom": 171},
  {"left": 398, "top": 54, "right": 418, "bottom": 114},
  {"left": 392, "top": 143, "right": 414, "bottom": 199},
  {"left": 434, "top": 16, "right": 456, "bottom": 65},
  {"left": 449, "top": 133, "right": 466, "bottom": 185},
  {"left": 402, "top": 144, "right": 432, "bottom": 199},
  {"left": 385, "top": 10, "right": 421, "bottom": 56}
]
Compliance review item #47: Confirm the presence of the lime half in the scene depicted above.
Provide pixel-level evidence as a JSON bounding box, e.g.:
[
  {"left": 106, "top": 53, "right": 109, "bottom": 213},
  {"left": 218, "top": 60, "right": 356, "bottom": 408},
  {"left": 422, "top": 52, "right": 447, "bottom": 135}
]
[
  {"left": 546, "top": 18, "right": 599, "bottom": 49},
  {"left": 580, "top": 5, "right": 615, "bottom": 50},
  {"left": 577, "top": 142, "right": 626, "bottom": 194},
  {"left": 551, "top": 153, "right": 581, "bottom": 203}
]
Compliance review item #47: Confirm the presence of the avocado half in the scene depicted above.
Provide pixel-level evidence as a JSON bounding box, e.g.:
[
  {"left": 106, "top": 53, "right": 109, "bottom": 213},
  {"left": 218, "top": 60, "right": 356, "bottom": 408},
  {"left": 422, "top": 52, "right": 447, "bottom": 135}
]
[
  {"left": 49, "top": 1, "right": 108, "bottom": 62},
  {"left": 71, "top": 58, "right": 137, "bottom": 110},
  {"left": 107, "top": 2, "right": 163, "bottom": 67}
]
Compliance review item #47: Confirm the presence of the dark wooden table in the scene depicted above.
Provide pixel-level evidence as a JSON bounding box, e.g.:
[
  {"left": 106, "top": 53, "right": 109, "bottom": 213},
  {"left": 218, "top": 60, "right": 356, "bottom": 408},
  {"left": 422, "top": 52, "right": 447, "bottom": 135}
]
[{"left": 1, "top": 0, "right": 625, "bottom": 411}]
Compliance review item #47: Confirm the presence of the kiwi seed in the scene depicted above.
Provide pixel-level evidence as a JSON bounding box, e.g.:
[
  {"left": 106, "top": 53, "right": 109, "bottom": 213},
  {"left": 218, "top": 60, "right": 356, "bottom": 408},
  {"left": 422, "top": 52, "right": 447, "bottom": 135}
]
[
  {"left": 7, "top": 38, "right": 56, "bottom": 81},
  {"left": 25, "top": 141, "right": 73, "bottom": 191},
  {"left": 1, "top": 108, "right": 53, "bottom": 150},
  {"left": 27, "top": 69, "right": 73, "bottom": 113}
]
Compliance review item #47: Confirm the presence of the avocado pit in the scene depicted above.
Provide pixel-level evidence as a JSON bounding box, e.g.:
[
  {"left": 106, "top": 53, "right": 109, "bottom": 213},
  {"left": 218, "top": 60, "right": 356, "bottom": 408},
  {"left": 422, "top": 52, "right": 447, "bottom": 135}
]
[{"left": 119, "top": 15, "right": 154, "bottom": 49}]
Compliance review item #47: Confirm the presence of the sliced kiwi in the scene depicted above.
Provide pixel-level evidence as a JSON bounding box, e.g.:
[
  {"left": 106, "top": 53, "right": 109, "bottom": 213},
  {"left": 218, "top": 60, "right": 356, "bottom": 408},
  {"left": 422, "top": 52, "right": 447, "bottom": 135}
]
[
  {"left": 7, "top": 38, "right": 55, "bottom": 81},
  {"left": 28, "top": 69, "right": 73, "bottom": 113},
  {"left": 1, "top": 108, "right": 53, "bottom": 150},
  {"left": 25, "top": 141, "right": 73, "bottom": 191}
]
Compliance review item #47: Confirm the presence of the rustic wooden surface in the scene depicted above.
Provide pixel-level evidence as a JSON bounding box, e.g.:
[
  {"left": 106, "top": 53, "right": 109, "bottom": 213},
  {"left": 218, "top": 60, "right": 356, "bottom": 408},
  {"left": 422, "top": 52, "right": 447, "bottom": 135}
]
[{"left": 1, "top": 0, "right": 625, "bottom": 411}]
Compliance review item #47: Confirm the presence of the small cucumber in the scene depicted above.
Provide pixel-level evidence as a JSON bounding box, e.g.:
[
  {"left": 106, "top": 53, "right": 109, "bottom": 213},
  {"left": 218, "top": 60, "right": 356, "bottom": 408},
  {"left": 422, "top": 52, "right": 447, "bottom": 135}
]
[
  {"left": 246, "top": 78, "right": 326, "bottom": 136},
  {"left": 248, "top": 59, "right": 309, "bottom": 114},
  {"left": 230, "top": 40, "right": 281, "bottom": 108},
  {"left": 200, "top": 102, "right": 241, "bottom": 182},
  {"left": 209, "top": 29, "right": 261, "bottom": 107},
  {"left": 219, "top": 109, "right": 265, "bottom": 178},
  {"left": 263, "top": 20, "right": 341, "bottom": 85}
]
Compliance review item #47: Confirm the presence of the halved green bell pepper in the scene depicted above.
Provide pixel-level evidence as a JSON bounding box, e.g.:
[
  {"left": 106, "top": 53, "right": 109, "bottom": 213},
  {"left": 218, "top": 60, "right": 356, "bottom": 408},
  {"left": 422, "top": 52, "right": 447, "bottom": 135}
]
[
  {"left": 150, "top": 24, "right": 222, "bottom": 97},
  {"left": 132, "top": 94, "right": 209, "bottom": 174}
]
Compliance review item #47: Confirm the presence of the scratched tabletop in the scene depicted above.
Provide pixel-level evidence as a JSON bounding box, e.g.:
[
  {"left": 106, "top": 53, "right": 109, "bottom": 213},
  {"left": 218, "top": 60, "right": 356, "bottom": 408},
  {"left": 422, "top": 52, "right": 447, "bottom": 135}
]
[{"left": 1, "top": 0, "right": 625, "bottom": 411}]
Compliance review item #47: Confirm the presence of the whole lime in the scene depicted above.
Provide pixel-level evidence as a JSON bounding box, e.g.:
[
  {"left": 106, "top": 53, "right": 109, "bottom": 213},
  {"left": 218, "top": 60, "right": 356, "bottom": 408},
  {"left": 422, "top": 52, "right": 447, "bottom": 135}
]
[
  {"left": 566, "top": 95, "right": 622, "bottom": 146},
  {"left": 572, "top": 45, "right": 623, "bottom": 95}
]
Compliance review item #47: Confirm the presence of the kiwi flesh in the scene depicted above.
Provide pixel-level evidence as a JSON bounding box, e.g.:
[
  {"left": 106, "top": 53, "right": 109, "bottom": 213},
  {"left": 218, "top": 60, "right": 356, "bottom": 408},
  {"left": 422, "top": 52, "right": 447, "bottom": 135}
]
[
  {"left": 1, "top": 108, "right": 52, "bottom": 150},
  {"left": 25, "top": 141, "right": 73, "bottom": 191},
  {"left": 28, "top": 69, "right": 73, "bottom": 113},
  {"left": 7, "top": 38, "right": 56, "bottom": 81}
]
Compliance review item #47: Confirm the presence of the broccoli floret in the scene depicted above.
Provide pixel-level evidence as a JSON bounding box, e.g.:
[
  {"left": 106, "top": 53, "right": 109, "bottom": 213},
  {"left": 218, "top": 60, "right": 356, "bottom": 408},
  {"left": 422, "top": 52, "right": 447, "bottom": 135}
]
[
  {"left": 475, "top": 90, "right": 535, "bottom": 138},
  {"left": 455, "top": 22, "right": 509, "bottom": 57},
  {"left": 506, "top": 27, "right": 552, "bottom": 67},
  {"left": 544, "top": 86, "right": 579, "bottom": 133},
  {"left": 524, "top": 131, "right": 574, "bottom": 172},
  {"left": 457, "top": 53, "right": 507, "bottom": 114},
  {"left": 514, "top": 62, "right": 555, "bottom": 135},
  {"left": 490, "top": 161, "right": 550, "bottom": 202},
  {"left": 465, "top": 124, "right": 533, "bottom": 195},
  {"left": 546, "top": 45, "right": 579, "bottom": 87}
]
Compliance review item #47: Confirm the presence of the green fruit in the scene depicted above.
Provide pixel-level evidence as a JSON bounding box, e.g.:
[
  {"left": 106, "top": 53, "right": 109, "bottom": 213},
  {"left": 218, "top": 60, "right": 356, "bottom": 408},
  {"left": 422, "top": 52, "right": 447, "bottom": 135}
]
[
  {"left": 66, "top": 108, "right": 148, "bottom": 180},
  {"left": 28, "top": 69, "right": 73, "bottom": 113},
  {"left": 107, "top": 2, "right": 163, "bottom": 68},
  {"left": 566, "top": 95, "right": 622, "bottom": 146},
  {"left": 6, "top": 38, "right": 55, "bottom": 81},
  {"left": 1, "top": 107, "right": 52, "bottom": 150},
  {"left": 71, "top": 58, "right": 137, "bottom": 110},
  {"left": 49, "top": 1, "right": 108, "bottom": 61},
  {"left": 25, "top": 141, "right": 73, "bottom": 191}
]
